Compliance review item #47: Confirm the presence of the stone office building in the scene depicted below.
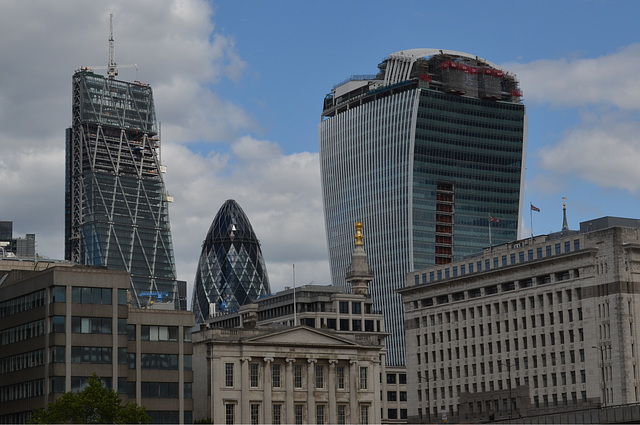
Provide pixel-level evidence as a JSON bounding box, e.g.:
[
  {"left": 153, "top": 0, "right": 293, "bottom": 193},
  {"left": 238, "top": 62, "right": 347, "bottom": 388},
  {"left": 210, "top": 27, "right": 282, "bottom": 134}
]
[{"left": 399, "top": 216, "right": 640, "bottom": 423}]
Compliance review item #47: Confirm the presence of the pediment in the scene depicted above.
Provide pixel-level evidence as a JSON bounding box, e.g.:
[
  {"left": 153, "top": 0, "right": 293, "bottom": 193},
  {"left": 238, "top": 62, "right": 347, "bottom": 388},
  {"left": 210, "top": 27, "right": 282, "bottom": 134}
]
[{"left": 247, "top": 327, "right": 359, "bottom": 347}]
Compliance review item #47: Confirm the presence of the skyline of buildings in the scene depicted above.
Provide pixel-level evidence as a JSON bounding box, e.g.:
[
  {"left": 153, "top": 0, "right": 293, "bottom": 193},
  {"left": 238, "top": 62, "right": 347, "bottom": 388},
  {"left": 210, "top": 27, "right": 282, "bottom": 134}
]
[
  {"left": 319, "top": 49, "right": 527, "bottom": 365},
  {"left": 65, "top": 67, "right": 181, "bottom": 309},
  {"left": 191, "top": 199, "right": 271, "bottom": 323}
]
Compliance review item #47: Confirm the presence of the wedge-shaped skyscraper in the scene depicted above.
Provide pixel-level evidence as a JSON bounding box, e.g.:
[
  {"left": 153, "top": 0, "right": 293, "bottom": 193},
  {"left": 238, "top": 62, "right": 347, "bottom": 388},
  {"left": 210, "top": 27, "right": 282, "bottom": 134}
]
[
  {"left": 65, "top": 67, "right": 179, "bottom": 309},
  {"left": 320, "top": 49, "right": 527, "bottom": 365},
  {"left": 192, "top": 200, "right": 271, "bottom": 323}
]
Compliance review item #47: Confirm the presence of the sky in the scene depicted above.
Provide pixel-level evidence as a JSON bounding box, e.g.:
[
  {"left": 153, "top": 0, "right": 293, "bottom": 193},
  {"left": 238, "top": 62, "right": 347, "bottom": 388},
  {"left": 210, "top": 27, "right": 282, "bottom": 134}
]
[{"left": 1, "top": 0, "right": 639, "bottom": 303}]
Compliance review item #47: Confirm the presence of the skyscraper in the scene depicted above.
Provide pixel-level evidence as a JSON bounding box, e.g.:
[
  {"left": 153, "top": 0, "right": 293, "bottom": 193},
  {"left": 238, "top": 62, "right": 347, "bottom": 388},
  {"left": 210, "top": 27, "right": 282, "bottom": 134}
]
[
  {"left": 65, "top": 19, "right": 179, "bottom": 308},
  {"left": 191, "top": 199, "right": 271, "bottom": 323},
  {"left": 319, "top": 49, "right": 527, "bottom": 365}
]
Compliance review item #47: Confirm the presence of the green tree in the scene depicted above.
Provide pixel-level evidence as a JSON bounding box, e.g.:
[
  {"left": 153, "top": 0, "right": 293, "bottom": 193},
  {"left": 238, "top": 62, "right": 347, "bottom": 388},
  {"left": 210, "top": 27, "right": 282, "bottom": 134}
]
[{"left": 29, "top": 374, "right": 150, "bottom": 424}]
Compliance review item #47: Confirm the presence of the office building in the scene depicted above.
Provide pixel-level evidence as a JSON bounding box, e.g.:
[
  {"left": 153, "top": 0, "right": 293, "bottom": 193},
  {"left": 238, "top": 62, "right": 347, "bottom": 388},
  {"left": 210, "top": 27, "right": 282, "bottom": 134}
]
[
  {"left": 0, "top": 221, "right": 36, "bottom": 259},
  {"left": 399, "top": 217, "right": 640, "bottom": 422},
  {"left": 0, "top": 266, "right": 194, "bottom": 424},
  {"left": 65, "top": 28, "right": 179, "bottom": 308},
  {"left": 191, "top": 199, "right": 271, "bottom": 323},
  {"left": 320, "top": 49, "right": 527, "bottom": 365}
]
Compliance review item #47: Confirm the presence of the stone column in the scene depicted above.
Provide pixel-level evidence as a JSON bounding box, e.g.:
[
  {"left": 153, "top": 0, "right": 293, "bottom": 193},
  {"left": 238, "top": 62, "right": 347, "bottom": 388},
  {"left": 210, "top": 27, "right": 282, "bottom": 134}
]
[
  {"left": 240, "top": 357, "right": 251, "bottom": 424},
  {"left": 328, "top": 359, "right": 338, "bottom": 424},
  {"left": 308, "top": 358, "right": 318, "bottom": 422},
  {"left": 264, "top": 357, "right": 274, "bottom": 424},
  {"left": 285, "top": 358, "right": 296, "bottom": 424},
  {"left": 350, "top": 359, "right": 358, "bottom": 421}
]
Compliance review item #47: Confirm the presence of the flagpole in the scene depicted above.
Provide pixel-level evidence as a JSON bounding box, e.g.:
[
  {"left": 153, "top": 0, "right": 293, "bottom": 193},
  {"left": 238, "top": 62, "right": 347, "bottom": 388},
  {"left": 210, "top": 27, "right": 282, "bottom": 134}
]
[
  {"left": 530, "top": 202, "right": 534, "bottom": 243},
  {"left": 293, "top": 264, "right": 296, "bottom": 326},
  {"left": 488, "top": 214, "right": 492, "bottom": 249}
]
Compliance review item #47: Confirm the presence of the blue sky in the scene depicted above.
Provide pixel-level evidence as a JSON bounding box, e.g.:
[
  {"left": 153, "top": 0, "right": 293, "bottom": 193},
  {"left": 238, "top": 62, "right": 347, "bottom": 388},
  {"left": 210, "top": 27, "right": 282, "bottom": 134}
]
[{"left": 0, "top": 0, "right": 639, "bottom": 297}]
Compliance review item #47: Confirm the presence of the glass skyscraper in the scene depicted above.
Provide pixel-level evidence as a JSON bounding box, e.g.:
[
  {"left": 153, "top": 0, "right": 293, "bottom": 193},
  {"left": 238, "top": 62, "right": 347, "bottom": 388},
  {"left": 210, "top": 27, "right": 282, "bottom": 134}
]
[
  {"left": 319, "top": 49, "right": 527, "bottom": 365},
  {"left": 191, "top": 199, "right": 271, "bottom": 323},
  {"left": 65, "top": 69, "right": 179, "bottom": 308}
]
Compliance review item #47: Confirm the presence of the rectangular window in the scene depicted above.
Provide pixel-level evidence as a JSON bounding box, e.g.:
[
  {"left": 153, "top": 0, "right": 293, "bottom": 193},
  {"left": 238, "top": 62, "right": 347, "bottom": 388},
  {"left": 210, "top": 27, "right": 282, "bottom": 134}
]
[
  {"left": 225, "top": 404, "right": 235, "bottom": 425},
  {"left": 316, "top": 365, "right": 324, "bottom": 388},
  {"left": 250, "top": 404, "right": 259, "bottom": 425},
  {"left": 352, "top": 302, "right": 361, "bottom": 314},
  {"left": 337, "top": 405, "right": 346, "bottom": 425},
  {"left": 316, "top": 405, "right": 325, "bottom": 425},
  {"left": 360, "top": 405, "right": 369, "bottom": 425},
  {"left": 295, "top": 404, "right": 303, "bottom": 425},
  {"left": 272, "top": 364, "right": 281, "bottom": 387},
  {"left": 273, "top": 404, "right": 282, "bottom": 425},
  {"left": 359, "top": 366, "right": 368, "bottom": 389},
  {"left": 339, "top": 301, "right": 349, "bottom": 314},
  {"left": 537, "top": 247, "right": 543, "bottom": 258},
  {"left": 250, "top": 363, "right": 259, "bottom": 388},
  {"left": 337, "top": 366, "right": 345, "bottom": 389},
  {"left": 294, "top": 365, "right": 302, "bottom": 388},
  {"left": 52, "top": 286, "right": 66, "bottom": 303},
  {"left": 574, "top": 239, "right": 580, "bottom": 251},
  {"left": 225, "top": 363, "right": 234, "bottom": 387}
]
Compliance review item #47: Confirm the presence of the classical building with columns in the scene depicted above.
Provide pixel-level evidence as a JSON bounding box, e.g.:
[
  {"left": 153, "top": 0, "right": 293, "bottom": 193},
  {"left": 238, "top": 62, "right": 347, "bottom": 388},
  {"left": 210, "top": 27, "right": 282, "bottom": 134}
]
[
  {"left": 192, "top": 325, "right": 383, "bottom": 424},
  {"left": 191, "top": 223, "right": 407, "bottom": 423},
  {"left": 399, "top": 216, "right": 640, "bottom": 423}
]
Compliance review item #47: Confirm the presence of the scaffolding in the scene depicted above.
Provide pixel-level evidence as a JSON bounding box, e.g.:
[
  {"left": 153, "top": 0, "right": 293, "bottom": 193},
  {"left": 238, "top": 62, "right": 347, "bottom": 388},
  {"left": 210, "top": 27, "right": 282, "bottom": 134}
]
[{"left": 66, "top": 70, "right": 178, "bottom": 308}]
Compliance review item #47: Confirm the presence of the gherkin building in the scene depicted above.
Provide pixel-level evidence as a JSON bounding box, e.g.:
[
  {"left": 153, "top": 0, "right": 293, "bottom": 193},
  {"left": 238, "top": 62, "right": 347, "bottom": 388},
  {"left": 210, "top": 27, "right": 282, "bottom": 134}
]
[{"left": 192, "top": 200, "right": 271, "bottom": 323}]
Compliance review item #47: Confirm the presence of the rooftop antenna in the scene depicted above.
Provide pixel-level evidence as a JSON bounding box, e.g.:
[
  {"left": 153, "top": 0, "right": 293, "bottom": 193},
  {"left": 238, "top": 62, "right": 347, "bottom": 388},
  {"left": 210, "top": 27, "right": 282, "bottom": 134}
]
[
  {"left": 77, "top": 15, "right": 137, "bottom": 77},
  {"left": 107, "top": 14, "right": 118, "bottom": 79}
]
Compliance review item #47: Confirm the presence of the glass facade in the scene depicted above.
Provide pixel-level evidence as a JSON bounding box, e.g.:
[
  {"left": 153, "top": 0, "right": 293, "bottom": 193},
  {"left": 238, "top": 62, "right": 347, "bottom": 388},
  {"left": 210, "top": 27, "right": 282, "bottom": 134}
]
[
  {"left": 191, "top": 200, "right": 271, "bottom": 323},
  {"left": 65, "top": 70, "right": 178, "bottom": 308},
  {"left": 319, "top": 50, "right": 526, "bottom": 365}
]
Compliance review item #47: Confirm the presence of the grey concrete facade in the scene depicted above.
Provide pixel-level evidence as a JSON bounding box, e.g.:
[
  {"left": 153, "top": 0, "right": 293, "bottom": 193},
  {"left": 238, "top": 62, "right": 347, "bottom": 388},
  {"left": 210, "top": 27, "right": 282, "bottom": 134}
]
[{"left": 0, "top": 266, "right": 194, "bottom": 424}]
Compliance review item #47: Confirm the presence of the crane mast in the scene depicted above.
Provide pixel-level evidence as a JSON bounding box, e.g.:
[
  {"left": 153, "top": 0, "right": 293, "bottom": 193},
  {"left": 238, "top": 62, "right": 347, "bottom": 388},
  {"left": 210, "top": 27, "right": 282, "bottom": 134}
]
[{"left": 108, "top": 13, "right": 117, "bottom": 79}]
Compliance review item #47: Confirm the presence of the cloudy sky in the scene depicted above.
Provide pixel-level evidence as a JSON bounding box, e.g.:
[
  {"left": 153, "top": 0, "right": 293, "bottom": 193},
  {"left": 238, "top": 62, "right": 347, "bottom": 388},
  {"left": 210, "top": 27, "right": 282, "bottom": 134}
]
[{"left": 1, "top": 0, "right": 639, "bottom": 301}]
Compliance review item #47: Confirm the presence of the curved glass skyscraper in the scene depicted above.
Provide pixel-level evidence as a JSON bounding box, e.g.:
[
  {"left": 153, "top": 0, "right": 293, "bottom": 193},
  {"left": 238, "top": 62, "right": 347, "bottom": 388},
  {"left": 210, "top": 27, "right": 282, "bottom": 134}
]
[
  {"left": 191, "top": 200, "right": 271, "bottom": 323},
  {"left": 319, "top": 49, "right": 527, "bottom": 365}
]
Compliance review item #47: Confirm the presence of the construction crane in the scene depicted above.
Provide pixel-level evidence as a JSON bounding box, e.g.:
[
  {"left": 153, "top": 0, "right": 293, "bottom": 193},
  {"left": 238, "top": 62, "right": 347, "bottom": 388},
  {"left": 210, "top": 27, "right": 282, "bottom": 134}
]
[{"left": 78, "top": 14, "right": 137, "bottom": 78}]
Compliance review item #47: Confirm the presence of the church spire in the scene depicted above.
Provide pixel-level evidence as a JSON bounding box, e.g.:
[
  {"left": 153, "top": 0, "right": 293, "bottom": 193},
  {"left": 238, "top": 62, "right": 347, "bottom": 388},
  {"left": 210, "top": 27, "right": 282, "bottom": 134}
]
[{"left": 346, "top": 222, "right": 374, "bottom": 295}]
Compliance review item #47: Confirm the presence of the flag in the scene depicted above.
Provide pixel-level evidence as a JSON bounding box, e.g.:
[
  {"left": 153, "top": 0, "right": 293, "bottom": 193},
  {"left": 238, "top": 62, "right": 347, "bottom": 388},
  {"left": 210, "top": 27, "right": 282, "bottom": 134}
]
[
  {"left": 531, "top": 204, "right": 540, "bottom": 212},
  {"left": 489, "top": 215, "right": 499, "bottom": 223}
]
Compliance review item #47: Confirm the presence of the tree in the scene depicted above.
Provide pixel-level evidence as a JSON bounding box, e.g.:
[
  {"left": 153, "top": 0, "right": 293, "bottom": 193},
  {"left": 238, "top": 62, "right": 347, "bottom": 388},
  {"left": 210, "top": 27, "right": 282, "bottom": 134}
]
[{"left": 29, "top": 374, "right": 150, "bottom": 424}]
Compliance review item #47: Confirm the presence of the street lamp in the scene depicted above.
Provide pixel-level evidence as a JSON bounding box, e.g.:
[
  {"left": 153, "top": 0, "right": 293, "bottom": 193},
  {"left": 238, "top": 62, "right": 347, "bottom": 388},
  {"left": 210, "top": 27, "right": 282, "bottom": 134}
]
[
  {"left": 424, "top": 370, "right": 431, "bottom": 423},
  {"left": 497, "top": 360, "right": 514, "bottom": 419},
  {"left": 592, "top": 346, "right": 606, "bottom": 407}
]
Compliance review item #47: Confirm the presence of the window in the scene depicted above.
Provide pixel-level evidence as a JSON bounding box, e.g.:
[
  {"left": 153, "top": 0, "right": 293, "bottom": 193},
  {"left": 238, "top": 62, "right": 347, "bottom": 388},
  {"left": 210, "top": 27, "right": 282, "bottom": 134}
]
[
  {"left": 360, "top": 366, "right": 368, "bottom": 389},
  {"left": 51, "top": 316, "right": 65, "bottom": 333},
  {"left": 337, "top": 365, "right": 345, "bottom": 389},
  {"left": 337, "top": 405, "right": 346, "bottom": 425},
  {"left": 400, "top": 390, "right": 407, "bottom": 401},
  {"left": 352, "top": 302, "right": 361, "bottom": 314},
  {"left": 387, "top": 391, "right": 397, "bottom": 401},
  {"left": 225, "top": 363, "right": 234, "bottom": 387},
  {"left": 250, "top": 363, "right": 259, "bottom": 388},
  {"left": 71, "top": 317, "right": 111, "bottom": 334},
  {"left": 316, "top": 405, "right": 325, "bottom": 424},
  {"left": 273, "top": 404, "right": 282, "bottom": 425},
  {"left": 272, "top": 364, "right": 281, "bottom": 387},
  {"left": 316, "top": 365, "right": 324, "bottom": 388},
  {"left": 251, "top": 404, "right": 259, "bottom": 425},
  {"left": 225, "top": 404, "right": 235, "bottom": 425},
  {"left": 52, "top": 286, "right": 66, "bottom": 303},
  {"left": 140, "top": 325, "right": 178, "bottom": 341},
  {"left": 399, "top": 373, "right": 406, "bottom": 384},
  {"left": 127, "top": 324, "right": 136, "bottom": 341},
  {"left": 295, "top": 404, "right": 303, "bottom": 425},
  {"left": 294, "top": 365, "right": 303, "bottom": 388},
  {"left": 387, "top": 373, "right": 396, "bottom": 384},
  {"left": 361, "top": 405, "right": 369, "bottom": 424},
  {"left": 339, "top": 301, "right": 349, "bottom": 314}
]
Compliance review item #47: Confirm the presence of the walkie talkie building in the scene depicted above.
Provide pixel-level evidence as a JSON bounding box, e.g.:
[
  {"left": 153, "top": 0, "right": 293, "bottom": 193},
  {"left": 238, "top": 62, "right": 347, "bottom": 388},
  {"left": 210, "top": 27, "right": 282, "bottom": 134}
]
[
  {"left": 65, "top": 69, "right": 179, "bottom": 308},
  {"left": 320, "top": 49, "right": 527, "bottom": 365}
]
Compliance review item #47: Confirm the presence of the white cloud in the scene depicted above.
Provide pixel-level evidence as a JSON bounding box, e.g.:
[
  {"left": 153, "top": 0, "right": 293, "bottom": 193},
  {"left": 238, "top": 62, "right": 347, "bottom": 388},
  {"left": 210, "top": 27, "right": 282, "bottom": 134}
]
[
  {"left": 507, "top": 44, "right": 640, "bottom": 193},
  {"left": 505, "top": 43, "right": 640, "bottom": 109},
  {"left": 539, "top": 112, "right": 640, "bottom": 192}
]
